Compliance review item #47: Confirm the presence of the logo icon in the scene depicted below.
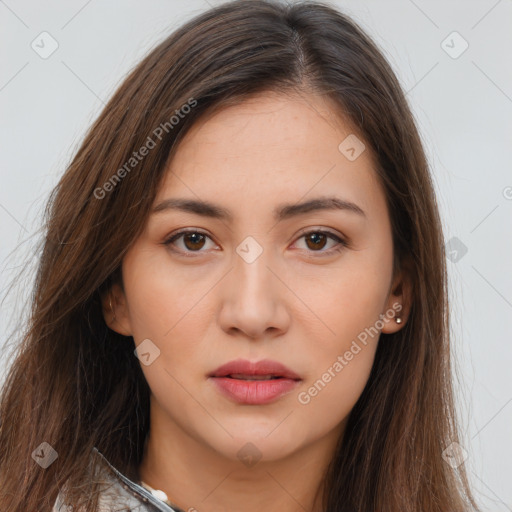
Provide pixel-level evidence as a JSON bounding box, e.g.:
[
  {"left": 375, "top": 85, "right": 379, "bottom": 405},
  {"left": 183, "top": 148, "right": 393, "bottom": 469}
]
[
  {"left": 237, "top": 442, "right": 262, "bottom": 468},
  {"left": 31, "top": 32, "right": 59, "bottom": 59},
  {"left": 442, "top": 441, "right": 468, "bottom": 468},
  {"left": 236, "top": 236, "right": 263, "bottom": 264},
  {"left": 445, "top": 236, "right": 468, "bottom": 263},
  {"left": 338, "top": 134, "right": 366, "bottom": 161},
  {"left": 31, "top": 441, "right": 58, "bottom": 469},
  {"left": 441, "top": 31, "right": 469, "bottom": 59},
  {"left": 134, "top": 338, "right": 161, "bottom": 366}
]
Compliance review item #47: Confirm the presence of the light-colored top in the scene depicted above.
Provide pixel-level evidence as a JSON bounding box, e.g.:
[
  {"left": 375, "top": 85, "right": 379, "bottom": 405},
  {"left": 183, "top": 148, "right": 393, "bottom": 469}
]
[{"left": 52, "top": 447, "right": 184, "bottom": 512}]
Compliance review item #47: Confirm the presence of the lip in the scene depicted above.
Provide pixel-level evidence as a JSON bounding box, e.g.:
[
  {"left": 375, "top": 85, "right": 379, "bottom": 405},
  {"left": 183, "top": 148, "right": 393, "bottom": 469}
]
[
  {"left": 208, "top": 358, "right": 302, "bottom": 405},
  {"left": 209, "top": 358, "right": 301, "bottom": 380}
]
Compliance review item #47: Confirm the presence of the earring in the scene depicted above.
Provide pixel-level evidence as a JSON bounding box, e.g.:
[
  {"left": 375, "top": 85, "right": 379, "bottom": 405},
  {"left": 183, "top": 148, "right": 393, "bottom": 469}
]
[
  {"left": 109, "top": 296, "right": 116, "bottom": 322},
  {"left": 395, "top": 316, "right": 402, "bottom": 324}
]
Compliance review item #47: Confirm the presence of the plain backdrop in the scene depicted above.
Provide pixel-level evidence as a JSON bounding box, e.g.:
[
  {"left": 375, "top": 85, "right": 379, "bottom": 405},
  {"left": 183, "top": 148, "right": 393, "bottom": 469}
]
[{"left": 1, "top": 0, "right": 511, "bottom": 510}]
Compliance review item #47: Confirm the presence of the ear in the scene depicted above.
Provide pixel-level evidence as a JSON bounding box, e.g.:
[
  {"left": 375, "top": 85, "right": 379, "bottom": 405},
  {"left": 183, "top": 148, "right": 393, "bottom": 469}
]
[
  {"left": 100, "top": 282, "right": 133, "bottom": 336},
  {"left": 381, "top": 260, "right": 413, "bottom": 335}
]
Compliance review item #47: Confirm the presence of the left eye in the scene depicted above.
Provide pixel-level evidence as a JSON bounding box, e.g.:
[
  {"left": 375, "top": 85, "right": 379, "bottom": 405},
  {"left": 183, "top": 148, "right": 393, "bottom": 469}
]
[
  {"left": 293, "top": 230, "right": 347, "bottom": 254},
  {"left": 163, "top": 229, "right": 346, "bottom": 255}
]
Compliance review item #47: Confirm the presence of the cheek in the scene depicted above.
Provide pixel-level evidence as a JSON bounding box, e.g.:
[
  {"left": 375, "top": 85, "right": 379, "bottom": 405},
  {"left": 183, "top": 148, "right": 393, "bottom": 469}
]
[
  {"left": 295, "top": 290, "right": 381, "bottom": 434},
  {"left": 289, "top": 252, "right": 389, "bottom": 419},
  {"left": 292, "top": 251, "right": 391, "bottom": 353},
  {"left": 122, "top": 249, "right": 212, "bottom": 342}
]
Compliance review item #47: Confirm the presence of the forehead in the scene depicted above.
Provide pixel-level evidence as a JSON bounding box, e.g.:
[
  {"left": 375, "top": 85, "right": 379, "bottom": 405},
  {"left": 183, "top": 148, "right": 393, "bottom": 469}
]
[
  {"left": 172, "top": 91, "right": 362, "bottom": 162},
  {"left": 156, "top": 92, "right": 384, "bottom": 223}
]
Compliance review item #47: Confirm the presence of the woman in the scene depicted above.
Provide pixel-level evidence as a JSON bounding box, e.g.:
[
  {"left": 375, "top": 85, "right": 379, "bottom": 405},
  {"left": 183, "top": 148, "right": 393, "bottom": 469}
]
[{"left": 0, "top": 1, "right": 481, "bottom": 511}]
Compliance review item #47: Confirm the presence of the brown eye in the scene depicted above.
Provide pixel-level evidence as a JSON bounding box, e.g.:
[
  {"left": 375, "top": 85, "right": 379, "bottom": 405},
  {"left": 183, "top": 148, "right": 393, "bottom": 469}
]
[
  {"left": 295, "top": 230, "right": 347, "bottom": 255},
  {"left": 304, "top": 232, "right": 329, "bottom": 251},
  {"left": 163, "top": 230, "right": 215, "bottom": 254},
  {"left": 182, "top": 232, "right": 206, "bottom": 251}
]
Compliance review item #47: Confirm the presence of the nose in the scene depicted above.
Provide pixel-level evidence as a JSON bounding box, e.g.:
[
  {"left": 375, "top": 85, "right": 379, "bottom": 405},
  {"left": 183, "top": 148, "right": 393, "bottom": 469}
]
[{"left": 217, "top": 243, "right": 290, "bottom": 340}]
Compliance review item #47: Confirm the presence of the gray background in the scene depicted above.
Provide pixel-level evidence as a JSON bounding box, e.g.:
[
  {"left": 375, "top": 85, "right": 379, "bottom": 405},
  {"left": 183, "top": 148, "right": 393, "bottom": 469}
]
[{"left": 1, "top": 0, "right": 511, "bottom": 509}]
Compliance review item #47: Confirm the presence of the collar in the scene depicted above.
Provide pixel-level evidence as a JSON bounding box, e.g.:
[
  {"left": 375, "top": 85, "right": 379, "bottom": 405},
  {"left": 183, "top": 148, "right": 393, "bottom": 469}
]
[{"left": 90, "top": 447, "right": 184, "bottom": 512}]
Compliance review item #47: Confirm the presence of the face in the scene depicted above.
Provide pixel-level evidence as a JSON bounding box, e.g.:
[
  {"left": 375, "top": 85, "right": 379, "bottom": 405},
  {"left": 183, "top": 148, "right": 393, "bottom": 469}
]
[{"left": 104, "top": 91, "right": 409, "bottom": 464}]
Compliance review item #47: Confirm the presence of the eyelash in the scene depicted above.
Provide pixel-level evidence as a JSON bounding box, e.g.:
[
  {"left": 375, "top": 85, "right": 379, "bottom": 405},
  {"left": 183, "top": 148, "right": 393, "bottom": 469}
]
[{"left": 162, "top": 228, "right": 348, "bottom": 257}]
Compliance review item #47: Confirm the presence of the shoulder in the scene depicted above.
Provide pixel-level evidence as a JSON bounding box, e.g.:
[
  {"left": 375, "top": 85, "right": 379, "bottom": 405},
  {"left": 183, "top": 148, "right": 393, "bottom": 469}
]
[
  {"left": 91, "top": 447, "right": 176, "bottom": 510},
  {"left": 52, "top": 447, "right": 175, "bottom": 512}
]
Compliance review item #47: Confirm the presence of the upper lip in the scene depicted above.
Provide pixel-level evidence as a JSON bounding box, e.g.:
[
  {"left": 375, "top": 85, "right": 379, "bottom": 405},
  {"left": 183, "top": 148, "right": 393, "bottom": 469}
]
[{"left": 209, "top": 358, "right": 302, "bottom": 380}]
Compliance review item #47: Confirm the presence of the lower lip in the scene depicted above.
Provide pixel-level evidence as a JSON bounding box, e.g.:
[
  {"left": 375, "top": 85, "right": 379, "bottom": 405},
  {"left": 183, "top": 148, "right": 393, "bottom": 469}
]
[{"left": 209, "top": 377, "right": 301, "bottom": 405}]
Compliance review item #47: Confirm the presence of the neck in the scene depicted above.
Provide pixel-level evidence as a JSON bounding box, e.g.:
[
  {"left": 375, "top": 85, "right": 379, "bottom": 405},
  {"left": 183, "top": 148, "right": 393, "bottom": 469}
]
[{"left": 137, "top": 405, "right": 345, "bottom": 512}]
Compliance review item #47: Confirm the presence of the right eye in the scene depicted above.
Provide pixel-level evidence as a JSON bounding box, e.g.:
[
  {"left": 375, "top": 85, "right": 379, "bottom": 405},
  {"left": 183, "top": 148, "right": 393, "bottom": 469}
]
[{"left": 163, "top": 229, "right": 218, "bottom": 255}]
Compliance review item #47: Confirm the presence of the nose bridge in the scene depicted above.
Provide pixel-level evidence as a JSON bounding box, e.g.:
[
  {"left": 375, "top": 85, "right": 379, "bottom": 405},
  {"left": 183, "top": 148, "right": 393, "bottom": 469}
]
[
  {"left": 218, "top": 234, "right": 288, "bottom": 338},
  {"left": 232, "top": 234, "right": 276, "bottom": 303}
]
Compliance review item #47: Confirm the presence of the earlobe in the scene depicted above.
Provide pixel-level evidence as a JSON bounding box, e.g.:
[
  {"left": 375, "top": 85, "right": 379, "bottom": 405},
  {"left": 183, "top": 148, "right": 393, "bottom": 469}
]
[
  {"left": 381, "top": 302, "right": 406, "bottom": 334},
  {"left": 100, "top": 283, "right": 133, "bottom": 336},
  {"left": 381, "top": 264, "right": 413, "bottom": 334}
]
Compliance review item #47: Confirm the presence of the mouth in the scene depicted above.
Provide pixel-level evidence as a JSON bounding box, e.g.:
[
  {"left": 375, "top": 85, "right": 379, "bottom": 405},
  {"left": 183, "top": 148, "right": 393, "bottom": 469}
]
[{"left": 208, "top": 359, "right": 302, "bottom": 405}]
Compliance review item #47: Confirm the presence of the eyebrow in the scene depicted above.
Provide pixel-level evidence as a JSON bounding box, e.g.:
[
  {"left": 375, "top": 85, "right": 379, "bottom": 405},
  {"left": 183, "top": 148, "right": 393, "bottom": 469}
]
[{"left": 151, "top": 195, "right": 366, "bottom": 221}]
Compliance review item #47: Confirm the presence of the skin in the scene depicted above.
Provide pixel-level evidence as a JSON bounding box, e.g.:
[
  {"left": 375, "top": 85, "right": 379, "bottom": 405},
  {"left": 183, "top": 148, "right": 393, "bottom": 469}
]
[{"left": 103, "top": 90, "right": 411, "bottom": 512}]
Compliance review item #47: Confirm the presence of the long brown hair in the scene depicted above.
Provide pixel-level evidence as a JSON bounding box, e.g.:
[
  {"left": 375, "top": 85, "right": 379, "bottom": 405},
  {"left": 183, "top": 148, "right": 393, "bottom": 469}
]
[{"left": 0, "top": 1, "right": 480, "bottom": 510}]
